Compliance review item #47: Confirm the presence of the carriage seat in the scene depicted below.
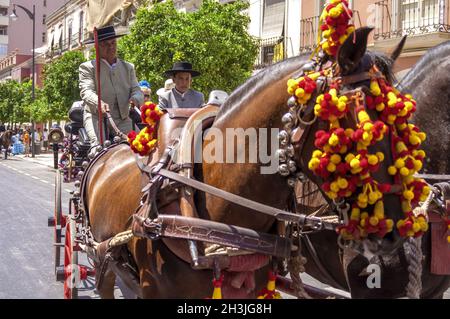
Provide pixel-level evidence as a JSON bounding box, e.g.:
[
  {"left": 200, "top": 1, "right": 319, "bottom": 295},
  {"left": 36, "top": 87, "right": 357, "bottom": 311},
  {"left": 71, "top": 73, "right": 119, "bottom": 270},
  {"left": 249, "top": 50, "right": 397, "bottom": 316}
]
[{"left": 157, "top": 108, "right": 201, "bottom": 158}]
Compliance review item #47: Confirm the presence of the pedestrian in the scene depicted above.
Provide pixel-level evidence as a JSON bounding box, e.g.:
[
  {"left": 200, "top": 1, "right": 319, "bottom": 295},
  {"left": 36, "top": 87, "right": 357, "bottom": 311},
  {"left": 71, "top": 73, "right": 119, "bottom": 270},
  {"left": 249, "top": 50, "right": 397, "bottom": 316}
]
[
  {"left": 79, "top": 25, "right": 144, "bottom": 146},
  {"left": 23, "top": 130, "right": 30, "bottom": 157},
  {"left": 139, "top": 80, "right": 152, "bottom": 102},
  {"left": 43, "top": 128, "right": 49, "bottom": 152},
  {"left": 158, "top": 61, "right": 204, "bottom": 109},
  {"left": 156, "top": 79, "right": 175, "bottom": 97}
]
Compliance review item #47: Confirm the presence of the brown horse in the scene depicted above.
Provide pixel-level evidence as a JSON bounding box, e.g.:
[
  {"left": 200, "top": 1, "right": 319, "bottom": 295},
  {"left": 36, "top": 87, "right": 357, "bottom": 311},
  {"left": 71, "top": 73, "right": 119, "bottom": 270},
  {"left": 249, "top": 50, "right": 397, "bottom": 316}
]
[
  {"left": 0, "top": 130, "right": 13, "bottom": 159},
  {"left": 85, "top": 28, "right": 448, "bottom": 298}
]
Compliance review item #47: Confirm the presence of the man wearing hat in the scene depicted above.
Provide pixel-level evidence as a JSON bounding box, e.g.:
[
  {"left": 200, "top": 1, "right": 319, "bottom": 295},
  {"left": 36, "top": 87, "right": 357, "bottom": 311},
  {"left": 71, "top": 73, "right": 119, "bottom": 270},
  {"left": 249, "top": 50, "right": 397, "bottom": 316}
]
[
  {"left": 158, "top": 62, "right": 204, "bottom": 109},
  {"left": 79, "top": 25, "right": 144, "bottom": 146}
]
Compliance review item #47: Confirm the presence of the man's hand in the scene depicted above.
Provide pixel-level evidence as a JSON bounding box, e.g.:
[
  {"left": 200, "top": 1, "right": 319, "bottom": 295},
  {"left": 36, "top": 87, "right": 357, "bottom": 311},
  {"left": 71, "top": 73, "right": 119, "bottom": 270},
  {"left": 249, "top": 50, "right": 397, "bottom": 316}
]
[
  {"left": 129, "top": 99, "right": 136, "bottom": 109},
  {"left": 101, "top": 102, "right": 110, "bottom": 114}
]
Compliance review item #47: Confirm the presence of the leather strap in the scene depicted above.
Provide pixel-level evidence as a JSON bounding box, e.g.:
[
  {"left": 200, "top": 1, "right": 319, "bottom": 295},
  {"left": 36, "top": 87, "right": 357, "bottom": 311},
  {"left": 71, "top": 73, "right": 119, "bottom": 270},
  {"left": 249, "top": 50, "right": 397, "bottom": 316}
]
[
  {"left": 133, "top": 214, "right": 293, "bottom": 259},
  {"left": 156, "top": 168, "right": 338, "bottom": 230}
]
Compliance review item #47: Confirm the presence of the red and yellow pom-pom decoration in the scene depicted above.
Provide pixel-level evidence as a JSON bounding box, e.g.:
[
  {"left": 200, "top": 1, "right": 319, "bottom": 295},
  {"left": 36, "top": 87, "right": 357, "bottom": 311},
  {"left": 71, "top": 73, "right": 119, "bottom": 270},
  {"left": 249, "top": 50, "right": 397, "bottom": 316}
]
[
  {"left": 128, "top": 102, "right": 164, "bottom": 156},
  {"left": 319, "top": 0, "right": 355, "bottom": 57},
  {"left": 287, "top": 72, "right": 320, "bottom": 105},
  {"left": 303, "top": 66, "right": 429, "bottom": 241},
  {"left": 257, "top": 270, "right": 282, "bottom": 299}
]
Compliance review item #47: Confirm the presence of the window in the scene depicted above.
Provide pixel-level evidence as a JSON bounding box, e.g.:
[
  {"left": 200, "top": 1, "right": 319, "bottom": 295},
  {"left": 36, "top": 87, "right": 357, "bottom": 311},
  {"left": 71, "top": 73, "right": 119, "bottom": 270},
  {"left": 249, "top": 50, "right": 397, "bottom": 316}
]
[
  {"left": 79, "top": 12, "right": 84, "bottom": 38},
  {"left": 42, "top": 32, "right": 46, "bottom": 43},
  {"left": 0, "top": 26, "right": 7, "bottom": 36},
  {"left": 43, "top": 14, "right": 46, "bottom": 25},
  {"left": 0, "top": 44, "right": 7, "bottom": 56},
  {"left": 0, "top": 7, "right": 8, "bottom": 16},
  {"left": 43, "top": 0, "right": 47, "bottom": 7},
  {"left": 400, "top": 0, "right": 440, "bottom": 30}
]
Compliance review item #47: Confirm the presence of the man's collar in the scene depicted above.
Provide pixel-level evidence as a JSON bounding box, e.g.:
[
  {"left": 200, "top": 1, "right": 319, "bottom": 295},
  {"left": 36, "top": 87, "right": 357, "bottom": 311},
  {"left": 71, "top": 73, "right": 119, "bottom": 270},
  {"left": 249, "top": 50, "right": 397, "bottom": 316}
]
[
  {"left": 174, "top": 88, "right": 189, "bottom": 97},
  {"left": 101, "top": 58, "right": 118, "bottom": 69}
]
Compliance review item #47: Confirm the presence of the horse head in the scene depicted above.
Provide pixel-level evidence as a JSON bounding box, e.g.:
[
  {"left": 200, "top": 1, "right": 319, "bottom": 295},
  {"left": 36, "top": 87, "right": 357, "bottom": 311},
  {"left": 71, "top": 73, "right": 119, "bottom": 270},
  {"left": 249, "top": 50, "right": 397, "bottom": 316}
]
[{"left": 287, "top": 27, "right": 426, "bottom": 256}]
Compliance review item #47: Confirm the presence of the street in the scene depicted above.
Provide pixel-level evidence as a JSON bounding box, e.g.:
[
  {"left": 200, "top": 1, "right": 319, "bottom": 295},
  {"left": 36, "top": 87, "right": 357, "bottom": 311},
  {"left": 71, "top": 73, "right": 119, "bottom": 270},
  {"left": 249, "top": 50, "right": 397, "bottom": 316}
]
[
  {"left": 0, "top": 154, "right": 126, "bottom": 299},
  {"left": 0, "top": 154, "right": 448, "bottom": 299}
]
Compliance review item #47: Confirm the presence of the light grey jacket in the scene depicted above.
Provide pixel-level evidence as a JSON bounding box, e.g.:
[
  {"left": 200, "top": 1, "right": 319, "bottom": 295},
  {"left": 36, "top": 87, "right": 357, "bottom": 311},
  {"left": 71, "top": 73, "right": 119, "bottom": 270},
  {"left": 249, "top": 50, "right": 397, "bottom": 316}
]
[
  {"left": 158, "top": 88, "right": 204, "bottom": 109},
  {"left": 79, "top": 59, "right": 144, "bottom": 120}
]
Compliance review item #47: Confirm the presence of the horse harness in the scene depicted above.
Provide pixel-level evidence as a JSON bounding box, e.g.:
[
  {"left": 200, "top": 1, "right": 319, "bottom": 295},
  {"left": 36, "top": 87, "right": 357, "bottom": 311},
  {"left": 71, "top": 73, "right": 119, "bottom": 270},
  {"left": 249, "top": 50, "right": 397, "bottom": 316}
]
[{"left": 75, "top": 62, "right": 420, "bottom": 296}]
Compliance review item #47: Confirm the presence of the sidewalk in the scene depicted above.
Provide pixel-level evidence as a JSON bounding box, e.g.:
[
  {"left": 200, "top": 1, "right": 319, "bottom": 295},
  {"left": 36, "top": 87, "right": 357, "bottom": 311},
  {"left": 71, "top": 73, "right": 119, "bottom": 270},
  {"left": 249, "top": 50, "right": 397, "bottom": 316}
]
[{"left": 15, "top": 152, "right": 57, "bottom": 169}]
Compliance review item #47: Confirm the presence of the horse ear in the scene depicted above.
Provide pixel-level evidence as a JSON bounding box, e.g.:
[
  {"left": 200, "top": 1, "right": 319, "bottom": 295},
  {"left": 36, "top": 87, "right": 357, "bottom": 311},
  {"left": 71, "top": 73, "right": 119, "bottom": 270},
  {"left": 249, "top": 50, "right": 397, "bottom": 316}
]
[
  {"left": 390, "top": 35, "right": 407, "bottom": 62},
  {"left": 337, "top": 26, "right": 374, "bottom": 74}
]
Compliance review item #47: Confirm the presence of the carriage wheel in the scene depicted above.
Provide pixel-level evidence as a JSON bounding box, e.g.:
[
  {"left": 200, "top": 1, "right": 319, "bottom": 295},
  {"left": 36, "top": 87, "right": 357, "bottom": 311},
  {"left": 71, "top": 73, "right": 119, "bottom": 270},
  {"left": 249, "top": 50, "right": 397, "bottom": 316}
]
[
  {"left": 53, "top": 170, "right": 63, "bottom": 278},
  {"left": 63, "top": 215, "right": 79, "bottom": 299}
]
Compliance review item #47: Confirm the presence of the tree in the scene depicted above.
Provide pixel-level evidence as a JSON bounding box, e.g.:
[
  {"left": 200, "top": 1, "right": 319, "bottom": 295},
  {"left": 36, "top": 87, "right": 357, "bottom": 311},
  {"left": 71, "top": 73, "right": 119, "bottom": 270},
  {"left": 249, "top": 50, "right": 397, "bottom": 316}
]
[
  {"left": 118, "top": 0, "right": 258, "bottom": 99},
  {"left": 42, "top": 50, "right": 86, "bottom": 120}
]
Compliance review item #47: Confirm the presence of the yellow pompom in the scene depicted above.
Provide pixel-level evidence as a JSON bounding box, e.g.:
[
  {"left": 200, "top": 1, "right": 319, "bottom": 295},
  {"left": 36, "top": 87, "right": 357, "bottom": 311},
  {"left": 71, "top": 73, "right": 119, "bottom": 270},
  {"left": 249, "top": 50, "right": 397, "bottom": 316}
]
[
  {"left": 328, "top": 134, "right": 339, "bottom": 146},
  {"left": 350, "top": 158, "right": 360, "bottom": 169},
  {"left": 312, "top": 150, "right": 323, "bottom": 158},
  {"left": 370, "top": 80, "right": 381, "bottom": 96},
  {"left": 358, "top": 110, "right": 370, "bottom": 123},
  {"left": 337, "top": 177, "right": 348, "bottom": 189},
  {"left": 308, "top": 158, "right": 320, "bottom": 170},
  {"left": 409, "top": 135, "right": 421, "bottom": 145},
  {"left": 388, "top": 166, "right": 397, "bottom": 175},
  {"left": 327, "top": 162, "right": 336, "bottom": 172},
  {"left": 403, "top": 190, "right": 414, "bottom": 201},
  {"left": 418, "top": 132, "right": 426, "bottom": 142},
  {"left": 369, "top": 216, "right": 379, "bottom": 226},
  {"left": 350, "top": 208, "right": 360, "bottom": 220},
  {"left": 330, "top": 154, "right": 341, "bottom": 164},
  {"left": 295, "top": 88, "right": 305, "bottom": 98},
  {"left": 397, "top": 219, "right": 405, "bottom": 229},
  {"left": 386, "top": 219, "right": 394, "bottom": 231},
  {"left": 358, "top": 193, "right": 368, "bottom": 203},
  {"left": 374, "top": 201, "right": 385, "bottom": 219},
  {"left": 375, "top": 103, "right": 385, "bottom": 111},
  {"left": 367, "top": 155, "right": 378, "bottom": 165},
  {"left": 395, "top": 158, "right": 405, "bottom": 168},
  {"left": 330, "top": 182, "right": 340, "bottom": 192},
  {"left": 400, "top": 167, "right": 410, "bottom": 176},
  {"left": 376, "top": 152, "right": 385, "bottom": 162}
]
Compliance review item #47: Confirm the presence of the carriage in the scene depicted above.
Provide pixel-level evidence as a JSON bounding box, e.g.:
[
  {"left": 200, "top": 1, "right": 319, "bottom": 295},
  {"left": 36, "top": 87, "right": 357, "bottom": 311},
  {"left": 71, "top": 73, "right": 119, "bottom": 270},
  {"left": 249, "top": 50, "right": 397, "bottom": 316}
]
[{"left": 48, "top": 7, "right": 450, "bottom": 298}]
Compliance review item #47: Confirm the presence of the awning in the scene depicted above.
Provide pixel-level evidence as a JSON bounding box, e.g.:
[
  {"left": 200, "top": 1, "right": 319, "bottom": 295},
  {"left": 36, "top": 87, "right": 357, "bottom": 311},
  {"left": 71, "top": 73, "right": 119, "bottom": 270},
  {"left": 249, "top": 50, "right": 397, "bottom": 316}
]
[
  {"left": 262, "top": 0, "right": 285, "bottom": 39},
  {"left": 87, "top": 0, "right": 134, "bottom": 30}
]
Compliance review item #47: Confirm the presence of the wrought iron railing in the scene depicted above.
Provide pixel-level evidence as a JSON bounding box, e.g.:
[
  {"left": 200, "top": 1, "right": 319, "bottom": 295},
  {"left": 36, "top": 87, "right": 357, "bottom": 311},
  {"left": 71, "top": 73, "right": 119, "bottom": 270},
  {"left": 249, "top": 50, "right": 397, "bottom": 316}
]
[
  {"left": 374, "top": 0, "right": 450, "bottom": 40},
  {"left": 299, "top": 10, "right": 361, "bottom": 53},
  {"left": 254, "top": 36, "right": 288, "bottom": 69}
]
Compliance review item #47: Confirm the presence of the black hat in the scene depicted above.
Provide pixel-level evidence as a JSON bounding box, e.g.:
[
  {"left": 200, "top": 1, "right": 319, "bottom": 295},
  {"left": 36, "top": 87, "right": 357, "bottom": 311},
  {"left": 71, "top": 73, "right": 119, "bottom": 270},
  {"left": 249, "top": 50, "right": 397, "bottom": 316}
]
[
  {"left": 84, "top": 25, "right": 125, "bottom": 45},
  {"left": 164, "top": 61, "right": 200, "bottom": 77}
]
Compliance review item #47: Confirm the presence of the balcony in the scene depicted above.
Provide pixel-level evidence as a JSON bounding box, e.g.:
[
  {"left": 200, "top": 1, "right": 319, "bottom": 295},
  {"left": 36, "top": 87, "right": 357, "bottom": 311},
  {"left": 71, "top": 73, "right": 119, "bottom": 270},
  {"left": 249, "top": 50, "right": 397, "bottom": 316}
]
[
  {"left": 373, "top": 0, "right": 450, "bottom": 51},
  {"left": 299, "top": 11, "right": 361, "bottom": 53},
  {"left": 254, "top": 36, "right": 288, "bottom": 69}
]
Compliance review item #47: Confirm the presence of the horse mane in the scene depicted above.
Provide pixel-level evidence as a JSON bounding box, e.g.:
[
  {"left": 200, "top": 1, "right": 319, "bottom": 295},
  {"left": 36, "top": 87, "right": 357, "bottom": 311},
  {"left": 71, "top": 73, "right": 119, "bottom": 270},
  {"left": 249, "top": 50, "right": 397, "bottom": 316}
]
[
  {"left": 216, "top": 53, "right": 310, "bottom": 121},
  {"left": 399, "top": 40, "right": 450, "bottom": 90},
  {"left": 216, "top": 51, "right": 397, "bottom": 123}
]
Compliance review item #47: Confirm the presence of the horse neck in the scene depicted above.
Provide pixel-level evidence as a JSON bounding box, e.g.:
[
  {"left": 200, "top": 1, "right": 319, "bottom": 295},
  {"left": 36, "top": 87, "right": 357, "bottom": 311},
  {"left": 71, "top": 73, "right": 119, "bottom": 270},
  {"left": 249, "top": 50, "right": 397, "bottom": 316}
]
[
  {"left": 201, "top": 70, "right": 299, "bottom": 231},
  {"left": 400, "top": 41, "right": 450, "bottom": 91}
]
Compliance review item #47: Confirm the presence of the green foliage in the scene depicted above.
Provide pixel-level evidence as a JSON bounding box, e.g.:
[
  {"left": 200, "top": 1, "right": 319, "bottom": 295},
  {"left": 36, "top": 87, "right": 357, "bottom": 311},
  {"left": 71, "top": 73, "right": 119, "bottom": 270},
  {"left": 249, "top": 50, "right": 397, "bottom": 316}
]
[
  {"left": 42, "top": 50, "right": 86, "bottom": 120},
  {"left": 118, "top": 0, "right": 257, "bottom": 100}
]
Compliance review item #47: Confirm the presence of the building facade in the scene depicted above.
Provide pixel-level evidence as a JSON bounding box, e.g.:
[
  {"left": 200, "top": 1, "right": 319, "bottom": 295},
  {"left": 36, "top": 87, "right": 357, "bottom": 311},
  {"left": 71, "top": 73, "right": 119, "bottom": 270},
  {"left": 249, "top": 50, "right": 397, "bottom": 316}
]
[{"left": 0, "top": 0, "right": 9, "bottom": 60}]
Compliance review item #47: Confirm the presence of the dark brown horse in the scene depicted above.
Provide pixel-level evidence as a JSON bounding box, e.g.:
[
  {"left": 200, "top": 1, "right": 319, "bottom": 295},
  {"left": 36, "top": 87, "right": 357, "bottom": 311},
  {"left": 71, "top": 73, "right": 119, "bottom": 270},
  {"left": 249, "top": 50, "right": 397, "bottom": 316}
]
[
  {"left": 85, "top": 28, "right": 449, "bottom": 298},
  {"left": 399, "top": 41, "right": 450, "bottom": 175},
  {"left": 0, "top": 130, "right": 13, "bottom": 159}
]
